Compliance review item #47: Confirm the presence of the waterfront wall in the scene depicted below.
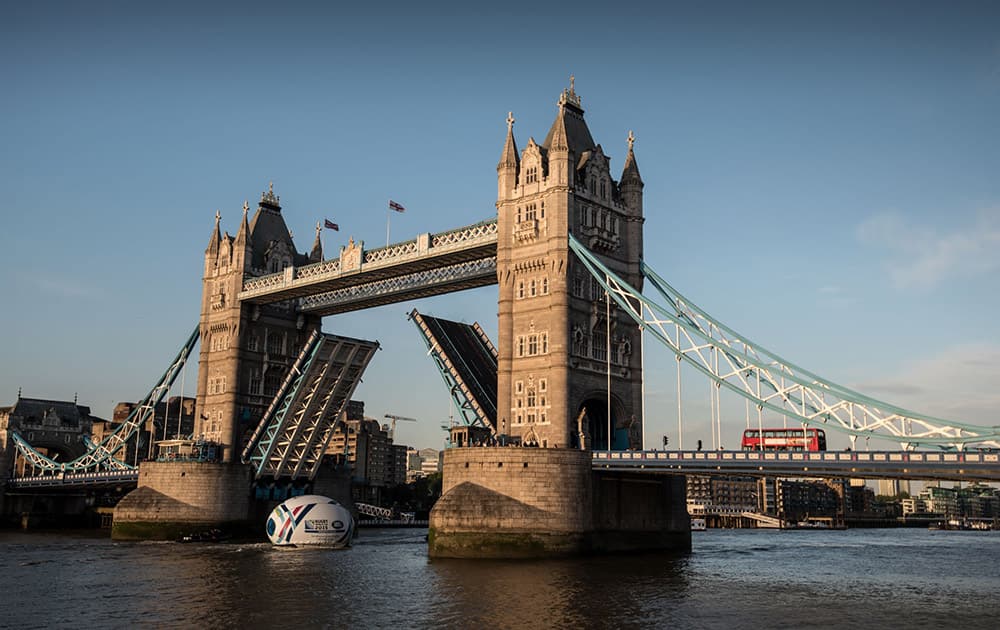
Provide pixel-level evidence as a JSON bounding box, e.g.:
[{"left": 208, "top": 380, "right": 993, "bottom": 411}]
[
  {"left": 112, "top": 461, "right": 252, "bottom": 540},
  {"left": 429, "top": 447, "right": 690, "bottom": 558}
]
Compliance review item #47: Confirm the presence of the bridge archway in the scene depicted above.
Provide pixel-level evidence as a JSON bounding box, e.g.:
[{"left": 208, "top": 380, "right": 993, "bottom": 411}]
[{"left": 575, "top": 395, "right": 626, "bottom": 451}]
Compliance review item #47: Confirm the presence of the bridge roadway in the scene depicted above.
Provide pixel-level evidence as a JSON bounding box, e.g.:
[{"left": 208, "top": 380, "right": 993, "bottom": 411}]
[
  {"left": 592, "top": 449, "right": 1000, "bottom": 482},
  {"left": 9, "top": 470, "right": 139, "bottom": 490},
  {"left": 238, "top": 219, "right": 498, "bottom": 315}
]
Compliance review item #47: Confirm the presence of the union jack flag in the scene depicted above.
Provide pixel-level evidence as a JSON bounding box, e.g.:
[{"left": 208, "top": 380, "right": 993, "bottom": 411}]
[
  {"left": 324, "top": 219, "right": 339, "bottom": 231},
  {"left": 389, "top": 200, "right": 405, "bottom": 213}
]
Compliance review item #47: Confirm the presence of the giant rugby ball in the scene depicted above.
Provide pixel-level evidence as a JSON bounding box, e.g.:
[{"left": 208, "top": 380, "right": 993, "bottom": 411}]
[{"left": 266, "top": 494, "right": 354, "bottom": 548}]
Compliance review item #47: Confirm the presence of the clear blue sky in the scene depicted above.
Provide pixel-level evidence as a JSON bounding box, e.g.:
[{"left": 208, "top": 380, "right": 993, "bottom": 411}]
[{"left": 3, "top": 1, "right": 998, "bottom": 451}]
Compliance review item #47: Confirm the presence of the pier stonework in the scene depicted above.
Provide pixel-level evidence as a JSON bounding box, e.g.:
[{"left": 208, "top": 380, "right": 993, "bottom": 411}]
[
  {"left": 112, "top": 461, "right": 253, "bottom": 540},
  {"left": 430, "top": 84, "right": 689, "bottom": 558}
]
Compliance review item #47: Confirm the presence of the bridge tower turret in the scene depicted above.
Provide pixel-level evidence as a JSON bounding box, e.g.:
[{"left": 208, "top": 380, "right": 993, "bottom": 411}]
[
  {"left": 195, "top": 186, "right": 321, "bottom": 462},
  {"left": 495, "top": 80, "right": 645, "bottom": 450}
]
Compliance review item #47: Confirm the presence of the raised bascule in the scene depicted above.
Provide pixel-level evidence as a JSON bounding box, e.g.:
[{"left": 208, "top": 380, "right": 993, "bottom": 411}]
[{"left": 4, "top": 82, "right": 999, "bottom": 549}]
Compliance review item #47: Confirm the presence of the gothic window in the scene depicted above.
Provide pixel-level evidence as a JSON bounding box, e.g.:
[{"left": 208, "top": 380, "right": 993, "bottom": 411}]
[
  {"left": 600, "top": 181, "right": 607, "bottom": 199},
  {"left": 516, "top": 207, "right": 522, "bottom": 222},
  {"left": 542, "top": 277, "right": 549, "bottom": 295},
  {"left": 589, "top": 177, "right": 596, "bottom": 194},
  {"left": 264, "top": 373, "right": 281, "bottom": 397},
  {"left": 248, "top": 335, "right": 260, "bottom": 352},
  {"left": 590, "top": 207, "right": 597, "bottom": 226},
  {"left": 527, "top": 412, "right": 536, "bottom": 424},
  {"left": 541, "top": 332, "right": 548, "bottom": 354},
  {"left": 528, "top": 335, "right": 538, "bottom": 355},
  {"left": 592, "top": 328, "right": 608, "bottom": 361},
  {"left": 249, "top": 370, "right": 262, "bottom": 395},
  {"left": 539, "top": 378, "right": 547, "bottom": 392},
  {"left": 572, "top": 274, "right": 584, "bottom": 298},
  {"left": 518, "top": 337, "right": 525, "bottom": 357},
  {"left": 600, "top": 211, "right": 607, "bottom": 231},
  {"left": 266, "top": 332, "right": 284, "bottom": 356},
  {"left": 529, "top": 279, "right": 537, "bottom": 297},
  {"left": 517, "top": 281, "right": 525, "bottom": 299},
  {"left": 612, "top": 216, "right": 619, "bottom": 234},
  {"left": 540, "top": 201, "right": 545, "bottom": 218},
  {"left": 515, "top": 381, "right": 523, "bottom": 395},
  {"left": 220, "top": 376, "right": 227, "bottom": 394},
  {"left": 573, "top": 327, "right": 588, "bottom": 356},
  {"left": 590, "top": 277, "right": 602, "bottom": 301},
  {"left": 527, "top": 389, "right": 536, "bottom": 407},
  {"left": 540, "top": 411, "right": 547, "bottom": 424},
  {"left": 525, "top": 203, "right": 536, "bottom": 221}
]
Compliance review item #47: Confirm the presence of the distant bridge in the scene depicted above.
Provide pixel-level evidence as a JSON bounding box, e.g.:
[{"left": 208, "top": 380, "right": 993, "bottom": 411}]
[{"left": 592, "top": 449, "right": 1000, "bottom": 482}]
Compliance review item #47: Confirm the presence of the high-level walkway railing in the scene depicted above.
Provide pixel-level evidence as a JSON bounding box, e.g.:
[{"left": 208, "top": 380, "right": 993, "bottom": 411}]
[{"left": 238, "top": 219, "right": 498, "bottom": 314}]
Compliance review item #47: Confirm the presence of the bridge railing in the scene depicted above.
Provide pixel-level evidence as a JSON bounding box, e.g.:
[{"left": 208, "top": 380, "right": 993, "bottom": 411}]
[
  {"left": 592, "top": 450, "right": 1000, "bottom": 464},
  {"left": 240, "top": 219, "right": 498, "bottom": 297},
  {"left": 9, "top": 469, "right": 139, "bottom": 489}
]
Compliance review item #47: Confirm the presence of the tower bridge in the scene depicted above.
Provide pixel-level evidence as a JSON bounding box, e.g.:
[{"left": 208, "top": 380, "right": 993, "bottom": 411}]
[{"left": 4, "top": 81, "right": 1000, "bottom": 551}]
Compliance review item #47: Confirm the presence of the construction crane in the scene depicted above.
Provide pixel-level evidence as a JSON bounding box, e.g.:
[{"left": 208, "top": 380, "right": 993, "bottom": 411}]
[{"left": 383, "top": 414, "right": 417, "bottom": 442}]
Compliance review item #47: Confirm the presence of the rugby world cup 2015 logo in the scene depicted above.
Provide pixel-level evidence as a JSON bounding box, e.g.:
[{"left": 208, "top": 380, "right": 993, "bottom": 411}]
[{"left": 266, "top": 495, "right": 354, "bottom": 548}]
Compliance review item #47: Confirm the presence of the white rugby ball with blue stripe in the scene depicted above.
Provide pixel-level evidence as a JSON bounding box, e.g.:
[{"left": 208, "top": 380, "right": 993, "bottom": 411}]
[{"left": 266, "top": 495, "right": 354, "bottom": 548}]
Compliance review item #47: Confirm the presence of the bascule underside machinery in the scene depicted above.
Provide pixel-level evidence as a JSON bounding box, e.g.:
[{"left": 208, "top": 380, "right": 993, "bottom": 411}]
[
  {"left": 242, "top": 331, "right": 379, "bottom": 481},
  {"left": 409, "top": 309, "right": 497, "bottom": 433}
]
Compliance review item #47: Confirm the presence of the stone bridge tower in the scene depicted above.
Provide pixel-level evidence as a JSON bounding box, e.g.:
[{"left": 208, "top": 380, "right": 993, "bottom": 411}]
[
  {"left": 496, "top": 80, "right": 645, "bottom": 450},
  {"left": 427, "top": 83, "right": 687, "bottom": 559},
  {"left": 196, "top": 186, "right": 323, "bottom": 462}
]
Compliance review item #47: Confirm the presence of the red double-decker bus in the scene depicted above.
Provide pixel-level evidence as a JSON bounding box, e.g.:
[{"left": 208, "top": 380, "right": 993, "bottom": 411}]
[{"left": 741, "top": 427, "right": 827, "bottom": 452}]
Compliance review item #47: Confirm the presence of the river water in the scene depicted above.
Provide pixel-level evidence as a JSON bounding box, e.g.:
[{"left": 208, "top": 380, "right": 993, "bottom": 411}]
[{"left": 2, "top": 527, "right": 998, "bottom": 629}]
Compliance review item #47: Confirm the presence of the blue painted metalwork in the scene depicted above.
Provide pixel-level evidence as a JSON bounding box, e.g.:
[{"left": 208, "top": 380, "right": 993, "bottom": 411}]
[
  {"left": 408, "top": 309, "right": 496, "bottom": 432},
  {"left": 244, "top": 330, "right": 324, "bottom": 474},
  {"left": 244, "top": 332, "right": 379, "bottom": 480},
  {"left": 10, "top": 325, "right": 200, "bottom": 476},
  {"left": 568, "top": 234, "right": 1000, "bottom": 450}
]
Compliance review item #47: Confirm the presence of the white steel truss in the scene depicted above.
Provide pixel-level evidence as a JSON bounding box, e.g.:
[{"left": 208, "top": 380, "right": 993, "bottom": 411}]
[
  {"left": 299, "top": 257, "right": 496, "bottom": 316},
  {"left": 10, "top": 326, "right": 200, "bottom": 475},
  {"left": 568, "top": 234, "right": 1000, "bottom": 451},
  {"left": 249, "top": 333, "right": 379, "bottom": 480}
]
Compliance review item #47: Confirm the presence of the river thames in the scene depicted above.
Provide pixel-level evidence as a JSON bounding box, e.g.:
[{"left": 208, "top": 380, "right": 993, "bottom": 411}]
[{"left": 3, "top": 527, "right": 999, "bottom": 629}]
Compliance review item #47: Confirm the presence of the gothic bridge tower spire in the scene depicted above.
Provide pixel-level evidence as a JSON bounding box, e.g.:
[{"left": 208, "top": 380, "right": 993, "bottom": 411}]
[
  {"left": 495, "top": 78, "right": 646, "bottom": 450},
  {"left": 195, "top": 183, "right": 322, "bottom": 462}
]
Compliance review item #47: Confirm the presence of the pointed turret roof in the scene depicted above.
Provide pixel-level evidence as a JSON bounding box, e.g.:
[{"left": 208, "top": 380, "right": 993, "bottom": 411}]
[
  {"left": 541, "top": 77, "right": 595, "bottom": 154},
  {"left": 621, "top": 130, "right": 643, "bottom": 184},
  {"left": 248, "top": 182, "right": 298, "bottom": 269},
  {"left": 497, "top": 111, "right": 520, "bottom": 170},
  {"left": 206, "top": 210, "right": 221, "bottom": 254},
  {"left": 309, "top": 221, "right": 323, "bottom": 262},
  {"left": 234, "top": 200, "right": 250, "bottom": 246}
]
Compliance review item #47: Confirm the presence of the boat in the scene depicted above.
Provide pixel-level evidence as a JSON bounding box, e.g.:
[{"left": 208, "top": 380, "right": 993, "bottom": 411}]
[{"left": 691, "top": 518, "right": 707, "bottom": 531}]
